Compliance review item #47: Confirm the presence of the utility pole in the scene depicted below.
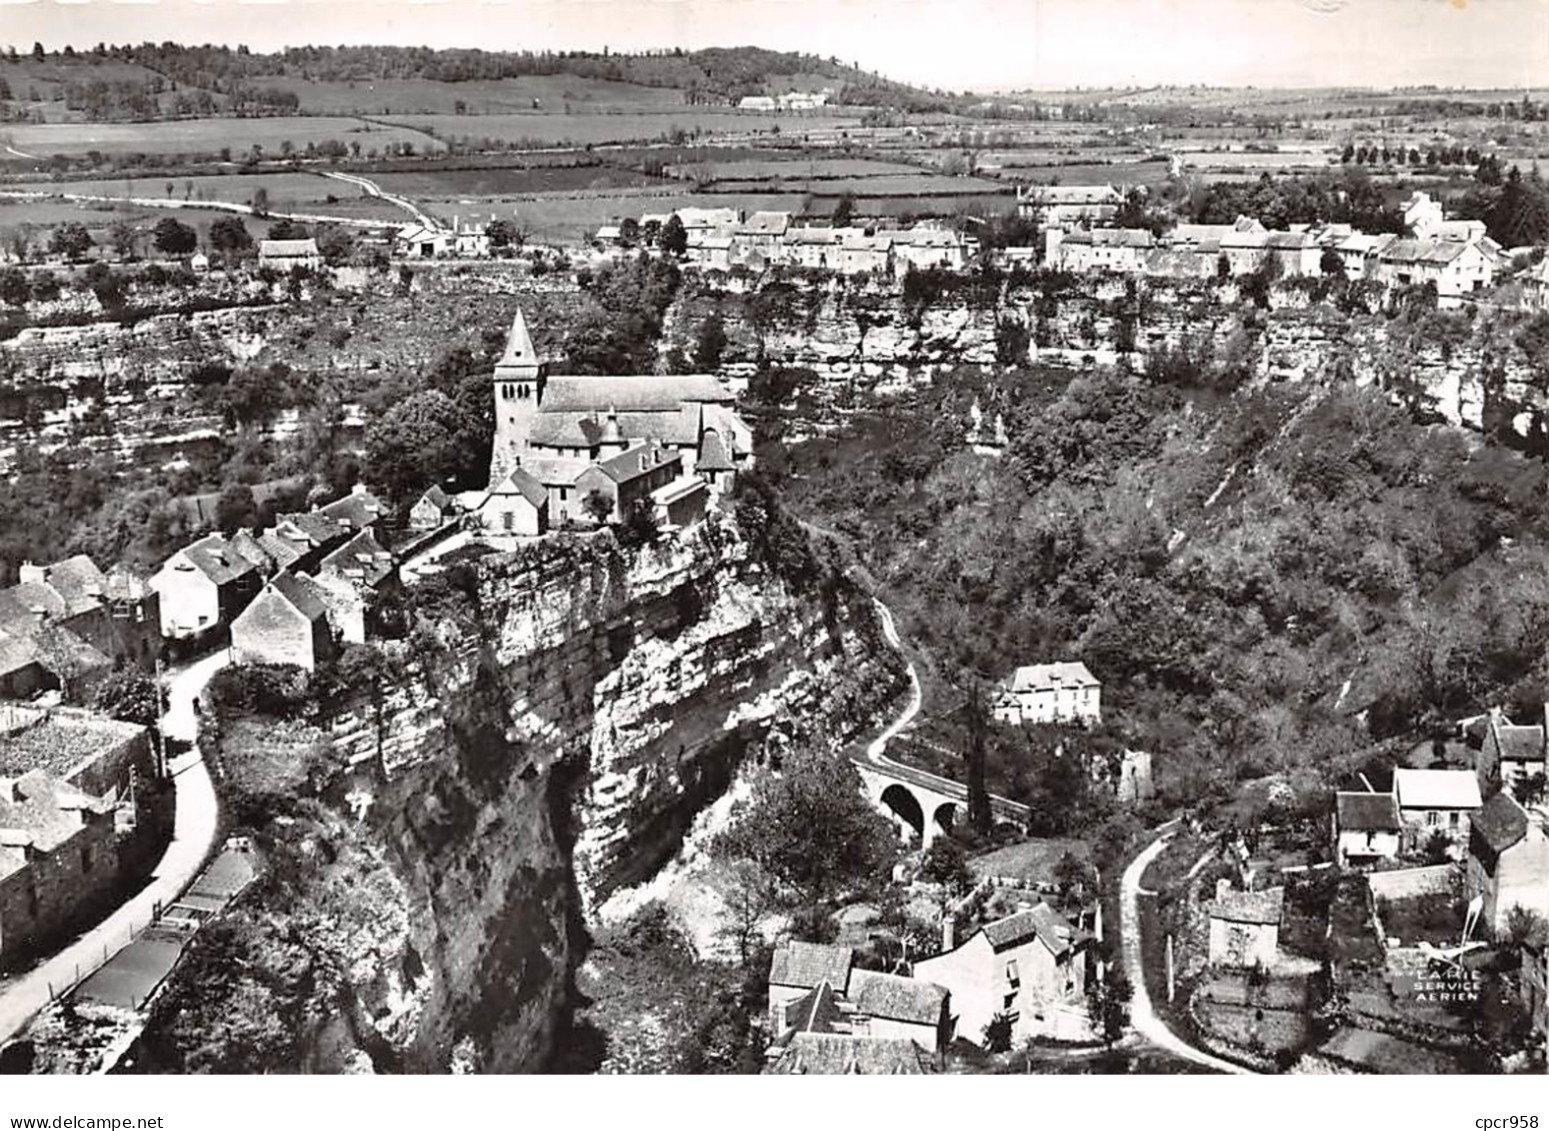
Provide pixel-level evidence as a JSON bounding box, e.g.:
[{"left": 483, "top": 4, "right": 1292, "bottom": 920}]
[
  {"left": 1166, "top": 933, "right": 1176, "bottom": 1004},
  {"left": 151, "top": 650, "right": 169, "bottom": 779}
]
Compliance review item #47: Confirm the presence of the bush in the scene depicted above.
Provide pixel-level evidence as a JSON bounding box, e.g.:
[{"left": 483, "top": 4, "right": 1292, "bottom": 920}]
[{"left": 206, "top": 663, "right": 314, "bottom": 721}]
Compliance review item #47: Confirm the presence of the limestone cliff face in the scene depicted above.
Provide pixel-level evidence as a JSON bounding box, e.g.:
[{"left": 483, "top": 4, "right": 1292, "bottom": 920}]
[{"left": 223, "top": 512, "right": 903, "bottom": 1074}]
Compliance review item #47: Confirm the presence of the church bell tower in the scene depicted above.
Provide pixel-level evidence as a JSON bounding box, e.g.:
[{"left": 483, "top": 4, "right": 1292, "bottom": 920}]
[{"left": 491, "top": 307, "right": 545, "bottom": 483}]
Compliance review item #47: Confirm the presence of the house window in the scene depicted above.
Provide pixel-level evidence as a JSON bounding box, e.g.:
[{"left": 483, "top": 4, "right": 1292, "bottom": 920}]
[
  {"left": 1449, "top": 811, "right": 1459, "bottom": 828},
  {"left": 502, "top": 511, "right": 514, "bottom": 532},
  {"left": 1427, "top": 811, "right": 1440, "bottom": 827},
  {"left": 559, "top": 488, "right": 569, "bottom": 502},
  {"left": 1005, "top": 959, "right": 1020, "bottom": 987}
]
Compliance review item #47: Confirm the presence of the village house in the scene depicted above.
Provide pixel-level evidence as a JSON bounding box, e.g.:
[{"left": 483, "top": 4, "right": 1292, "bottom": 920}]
[
  {"left": 776, "top": 90, "right": 829, "bottom": 111},
  {"left": 1374, "top": 238, "right": 1496, "bottom": 299},
  {"left": 767, "top": 1028, "right": 935, "bottom": 1074},
  {"left": 1394, "top": 768, "right": 1483, "bottom": 858},
  {"left": 150, "top": 533, "right": 264, "bottom": 642},
  {"left": 0, "top": 702, "right": 160, "bottom": 965},
  {"left": 1476, "top": 705, "right": 1548, "bottom": 800},
  {"left": 409, "top": 485, "right": 461, "bottom": 532},
  {"left": 1403, "top": 191, "right": 1446, "bottom": 238},
  {"left": 844, "top": 969, "right": 951, "bottom": 1050},
  {"left": 477, "top": 465, "right": 550, "bottom": 539},
  {"left": 1336, "top": 232, "right": 1399, "bottom": 279},
  {"left": 886, "top": 224, "right": 978, "bottom": 275},
  {"left": 1522, "top": 257, "right": 1549, "bottom": 312},
  {"left": 394, "top": 224, "right": 452, "bottom": 259},
  {"left": 1205, "top": 881, "right": 1284, "bottom": 969},
  {"left": 257, "top": 238, "right": 322, "bottom": 272},
  {"left": 316, "top": 484, "right": 386, "bottom": 535},
  {"left": 913, "top": 903, "right": 1090, "bottom": 1044},
  {"left": 1046, "top": 227, "right": 1155, "bottom": 274},
  {"left": 1466, "top": 791, "right": 1549, "bottom": 937},
  {"left": 1016, "top": 183, "right": 1122, "bottom": 228},
  {"left": 229, "top": 572, "right": 338, "bottom": 672},
  {"left": 737, "top": 95, "right": 777, "bottom": 112},
  {"left": 767, "top": 941, "right": 855, "bottom": 1033},
  {"left": 651, "top": 474, "right": 710, "bottom": 530},
  {"left": 488, "top": 309, "right": 752, "bottom": 517},
  {"left": 992, "top": 661, "right": 1101, "bottom": 726},
  {"left": 313, "top": 529, "right": 394, "bottom": 645},
  {"left": 675, "top": 207, "right": 742, "bottom": 235},
  {"left": 0, "top": 555, "right": 160, "bottom": 683},
  {"left": 1334, "top": 790, "right": 1403, "bottom": 866}
]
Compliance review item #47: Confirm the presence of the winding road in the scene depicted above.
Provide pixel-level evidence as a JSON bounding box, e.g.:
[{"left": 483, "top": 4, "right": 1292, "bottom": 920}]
[
  {"left": 321, "top": 169, "right": 437, "bottom": 229},
  {"left": 1118, "top": 833, "right": 1251, "bottom": 1075},
  {"left": 0, "top": 651, "right": 227, "bottom": 1044}
]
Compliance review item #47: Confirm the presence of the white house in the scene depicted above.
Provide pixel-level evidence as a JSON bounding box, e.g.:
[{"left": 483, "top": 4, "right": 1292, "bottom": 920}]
[
  {"left": 1333, "top": 790, "right": 1402, "bottom": 866},
  {"left": 257, "top": 239, "right": 321, "bottom": 272},
  {"left": 1205, "top": 882, "right": 1284, "bottom": 970},
  {"left": 1394, "top": 767, "right": 1483, "bottom": 858},
  {"left": 993, "top": 662, "right": 1101, "bottom": 726}
]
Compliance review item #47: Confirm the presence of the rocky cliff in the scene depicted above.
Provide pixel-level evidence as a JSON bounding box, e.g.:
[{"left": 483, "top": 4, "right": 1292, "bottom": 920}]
[{"left": 131, "top": 510, "right": 903, "bottom": 1074}]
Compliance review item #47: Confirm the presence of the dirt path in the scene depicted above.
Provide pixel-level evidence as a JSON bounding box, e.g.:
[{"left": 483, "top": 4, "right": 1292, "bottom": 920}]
[{"left": 1118, "top": 832, "right": 1251, "bottom": 1075}]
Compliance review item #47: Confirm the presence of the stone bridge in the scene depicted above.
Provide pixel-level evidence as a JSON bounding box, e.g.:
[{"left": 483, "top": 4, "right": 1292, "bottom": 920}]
[{"left": 851, "top": 754, "right": 1030, "bottom": 848}]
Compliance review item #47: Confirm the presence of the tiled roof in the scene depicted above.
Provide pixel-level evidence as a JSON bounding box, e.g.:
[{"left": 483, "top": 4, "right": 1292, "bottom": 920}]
[
  {"left": 847, "top": 970, "right": 947, "bottom": 1026},
  {"left": 768, "top": 1033, "right": 931, "bottom": 1074},
  {"left": 529, "top": 407, "right": 703, "bottom": 449},
  {"left": 37, "top": 556, "right": 107, "bottom": 616},
  {"left": 0, "top": 584, "right": 63, "bottom": 632},
  {"left": 1472, "top": 791, "right": 1529, "bottom": 855},
  {"left": 769, "top": 941, "right": 854, "bottom": 992},
  {"left": 277, "top": 511, "right": 350, "bottom": 547},
  {"left": 320, "top": 529, "right": 393, "bottom": 588},
  {"left": 741, "top": 211, "right": 792, "bottom": 236},
  {"left": 541, "top": 374, "right": 733, "bottom": 414},
  {"left": 978, "top": 903, "right": 1082, "bottom": 956},
  {"left": 0, "top": 631, "right": 42, "bottom": 677},
  {"left": 1336, "top": 791, "right": 1402, "bottom": 832},
  {"left": 497, "top": 309, "right": 539, "bottom": 371},
  {"left": 592, "top": 442, "right": 681, "bottom": 486},
  {"left": 1394, "top": 768, "right": 1482, "bottom": 811},
  {"left": 1379, "top": 238, "right": 1468, "bottom": 266},
  {"left": 0, "top": 706, "right": 144, "bottom": 779},
  {"left": 269, "top": 573, "right": 330, "bottom": 624},
  {"left": 1489, "top": 720, "right": 1545, "bottom": 766},
  {"left": 318, "top": 488, "right": 385, "bottom": 531},
  {"left": 778, "top": 980, "right": 845, "bottom": 1039},
  {"left": 1206, "top": 886, "right": 1285, "bottom": 926},
  {"left": 489, "top": 466, "right": 549, "bottom": 508},
  {"left": 417, "top": 485, "right": 452, "bottom": 510},
  {"left": 1021, "top": 184, "right": 1120, "bottom": 204},
  {"left": 0, "top": 771, "right": 111, "bottom": 880},
  {"left": 1007, "top": 661, "right": 1098, "bottom": 693},
  {"left": 176, "top": 534, "right": 260, "bottom": 587},
  {"left": 1064, "top": 228, "right": 1155, "bottom": 248}
]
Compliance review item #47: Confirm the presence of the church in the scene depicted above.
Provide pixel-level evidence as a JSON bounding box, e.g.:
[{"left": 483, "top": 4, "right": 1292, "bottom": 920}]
[{"left": 488, "top": 308, "right": 754, "bottom": 527}]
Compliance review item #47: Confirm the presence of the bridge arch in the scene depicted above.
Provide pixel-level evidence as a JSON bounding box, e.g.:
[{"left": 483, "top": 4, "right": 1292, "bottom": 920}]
[
  {"left": 879, "top": 783, "right": 924, "bottom": 842},
  {"left": 931, "top": 801, "right": 958, "bottom": 843}
]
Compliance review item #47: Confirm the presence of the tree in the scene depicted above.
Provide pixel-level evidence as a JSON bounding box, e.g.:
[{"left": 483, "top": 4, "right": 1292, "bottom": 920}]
[
  {"left": 315, "top": 223, "right": 354, "bottom": 265},
  {"left": 49, "top": 222, "right": 93, "bottom": 262},
  {"left": 215, "top": 482, "right": 257, "bottom": 534},
  {"left": 618, "top": 498, "right": 661, "bottom": 548},
  {"left": 1319, "top": 246, "right": 1345, "bottom": 280},
  {"left": 486, "top": 218, "right": 519, "bottom": 251},
  {"left": 693, "top": 312, "right": 728, "bottom": 371},
  {"left": 918, "top": 836, "right": 971, "bottom": 894},
  {"left": 1502, "top": 907, "right": 1548, "bottom": 950},
  {"left": 832, "top": 193, "right": 856, "bottom": 227},
  {"left": 153, "top": 216, "right": 197, "bottom": 256},
  {"left": 660, "top": 213, "right": 688, "bottom": 258},
  {"left": 31, "top": 43, "right": 44, "bottom": 63},
  {"left": 89, "top": 670, "right": 164, "bottom": 729},
  {"left": 714, "top": 747, "right": 898, "bottom": 910},
  {"left": 964, "top": 680, "right": 991, "bottom": 834},
  {"left": 0, "top": 267, "right": 28, "bottom": 307},
  {"left": 716, "top": 860, "right": 774, "bottom": 966},
  {"left": 208, "top": 214, "right": 253, "bottom": 258},
  {"left": 108, "top": 220, "right": 137, "bottom": 260},
  {"left": 250, "top": 187, "right": 270, "bottom": 217},
  {"left": 1086, "top": 969, "right": 1133, "bottom": 1047},
  {"left": 1517, "top": 771, "right": 1547, "bottom": 807},
  {"left": 582, "top": 489, "right": 613, "bottom": 525},
  {"left": 364, "top": 389, "right": 481, "bottom": 503},
  {"left": 982, "top": 1011, "right": 1014, "bottom": 1053}
]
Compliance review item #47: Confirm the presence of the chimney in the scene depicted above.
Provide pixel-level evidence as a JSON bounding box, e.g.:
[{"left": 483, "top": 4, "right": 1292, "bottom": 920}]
[
  {"left": 1215, "top": 877, "right": 1233, "bottom": 902},
  {"left": 942, "top": 915, "right": 956, "bottom": 953},
  {"left": 639, "top": 452, "right": 648, "bottom": 472},
  {"left": 653, "top": 447, "right": 662, "bottom": 465},
  {"left": 18, "top": 561, "right": 44, "bottom": 586}
]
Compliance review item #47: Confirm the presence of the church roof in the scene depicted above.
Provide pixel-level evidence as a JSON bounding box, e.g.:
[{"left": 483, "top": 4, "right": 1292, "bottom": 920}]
[
  {"left": 540, "top": 374, "right": 733, "bottom": 414},
  {"left": 698, "top": 427, "right": 735, "bottom": 472},
  {"left": 497, "top": 309, "right": 540, "bottom": 371},
  {"left": 530, "top": 406, "right": 703, "bottom": 449}
]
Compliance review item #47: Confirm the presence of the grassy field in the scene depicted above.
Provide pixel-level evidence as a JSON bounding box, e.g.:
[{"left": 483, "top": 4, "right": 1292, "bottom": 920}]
[
  {"left": 380, "top": 109, "right": 864, "bottom": 148},
  {"left": 371, "top": 165, "right": 669, "bottom": 197},
  {"left": 2, "top": 173, "right": 406, "bottom": 223},
  {"left": 417, "top": 190, "right": 809, "bottom": 240},
  {"left": 3, "top": 117, "right": 447, "bottom": 158},
  {"left": 256, "top": 74, "right": 689, "bottom": 116},
  {"left": 686, "top": 156, "right": 923, "bottom": 181},
  {"left": 0, "top": 197, "right": 272, "bottom": 245}
]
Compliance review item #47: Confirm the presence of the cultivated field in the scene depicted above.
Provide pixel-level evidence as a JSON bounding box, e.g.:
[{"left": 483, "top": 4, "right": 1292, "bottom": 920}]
[
  {"left": 416, "top": 191, "right": 808, "bottom": 241},
  {"left": 2, "top": 117, "right": 447, "bottom": 158},
  {"left": 380, "top": 110, "right": 865, "bottom": 148},
  {"left": 256, "top": 75, "right": 690, "bottom": 116},
  {"left": 678, "top": 157, "right": 923, "bottom": 181},
  {"left": 1, "top": 172, "right": 406, "bottom": 223},
  {"left": 371, "top": 165, "right": 669, "bottom": 197}
]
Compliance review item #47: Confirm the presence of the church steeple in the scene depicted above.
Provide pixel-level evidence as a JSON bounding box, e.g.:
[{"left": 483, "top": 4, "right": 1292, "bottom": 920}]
[{"left": 491, "top": 307, "right": 546, "bottom": 485}]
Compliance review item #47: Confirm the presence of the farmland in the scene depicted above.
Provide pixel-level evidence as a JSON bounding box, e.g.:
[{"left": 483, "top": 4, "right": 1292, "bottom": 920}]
[
  {"left": 1, "top": 117, "right": 446, "bottom": 159},
  {"left": 416, "top": 191, "right": 808, "bottom": 241},
  {"left": 252, "top": 74, "right": 692, "bottom": 117},
  {"left": 377, "top": 109, "right": 865, "bottom": 148},
  {"left": 370, "top": 165, "right": 670, "bottom": 198}
]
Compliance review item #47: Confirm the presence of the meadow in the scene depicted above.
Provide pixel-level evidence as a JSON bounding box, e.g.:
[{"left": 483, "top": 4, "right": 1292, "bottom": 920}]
[
  {"left": 4, "top": 172, "right": 406, "bottom": 222},
  {"left": 370, "top": 165, "right": 669, "bottom": 198},
  {"left": 2, "top": 117, "right": 446, "bottom": 159},
  {"left": 381, "top": 109, "right": 865, "bottom": 148},
  {"left": 417, "top": 191, "right": 808, "bottom": 241},
  {"left": 255, "top": 74, "right": 690, "bottom": 116}
]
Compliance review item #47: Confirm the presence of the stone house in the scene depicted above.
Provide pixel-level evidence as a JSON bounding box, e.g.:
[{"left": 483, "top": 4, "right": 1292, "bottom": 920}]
[
  {"left": 1466, "top": 791, "right": 1549, "bottom": 937},
  {"left": 316, "top": 484, "right": 386, "bottom": 535},
  {"left": 1336, "top": 232, "right": 1398, "bottom": 279},
  {"left": 992, "top": 661, "right": 1101, "bottom": 726},
  {"left": 845, "top": 968, "right": 951, "bottom": 1051},
  {"left": 1205, "top": 882, "right": 1284, "bottom": 969},
  {"left": 257, "top": 238, "right": 322, "bottom": 272},
  {"left": 395, "top": 224, "right": 451, "bottom": 259},
  {"left": 575, "top": 443, "right": 682, "bottom": 525},
  {"left": 0, "top": 771, "right": 120, "bottom": 965},
  {"left": 1477, "top": 705, "right": 1548, "bottom": 800},
  {"left": 478, "top": 466, "right": 549, "bottom": 538},
  {"left": 767, "top": 941, "right": 855, "bottom": 1033},
  {"left": 230, "top": 572, "right": 337, "bottom": 672},
  {"left": 409, "top": 485, "right": 459, "bottom": 532},
  {"left": 150, "top": 532, "right": 264, "bottom": 642},
  {"left": 913, "top": 903, "right": 1090, "bottom": 1045},
  {"left": 0, "top": 556, "right": 160, "bottom": 693},
  {"left": 1046, "top": 227, "right": 1155, "bottom": 274},
  {"left": 313, "top": 529, "right": 394, "bottom": 645},
  {"left": 1375, "top": 238, "right": 1496, "bottom": 298},
  {"left": 1333, "top": 790, "right": 1403, "bottom": 866},
  {"left": 1394, "top": 768, "right": 1482, "bottom": 858},
  {"left": 1523, "top": 257, "right": 1549, "bottom": 313},
  {"left": 1016, "top": 183, "right": 1121, "bottom": 227}
]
